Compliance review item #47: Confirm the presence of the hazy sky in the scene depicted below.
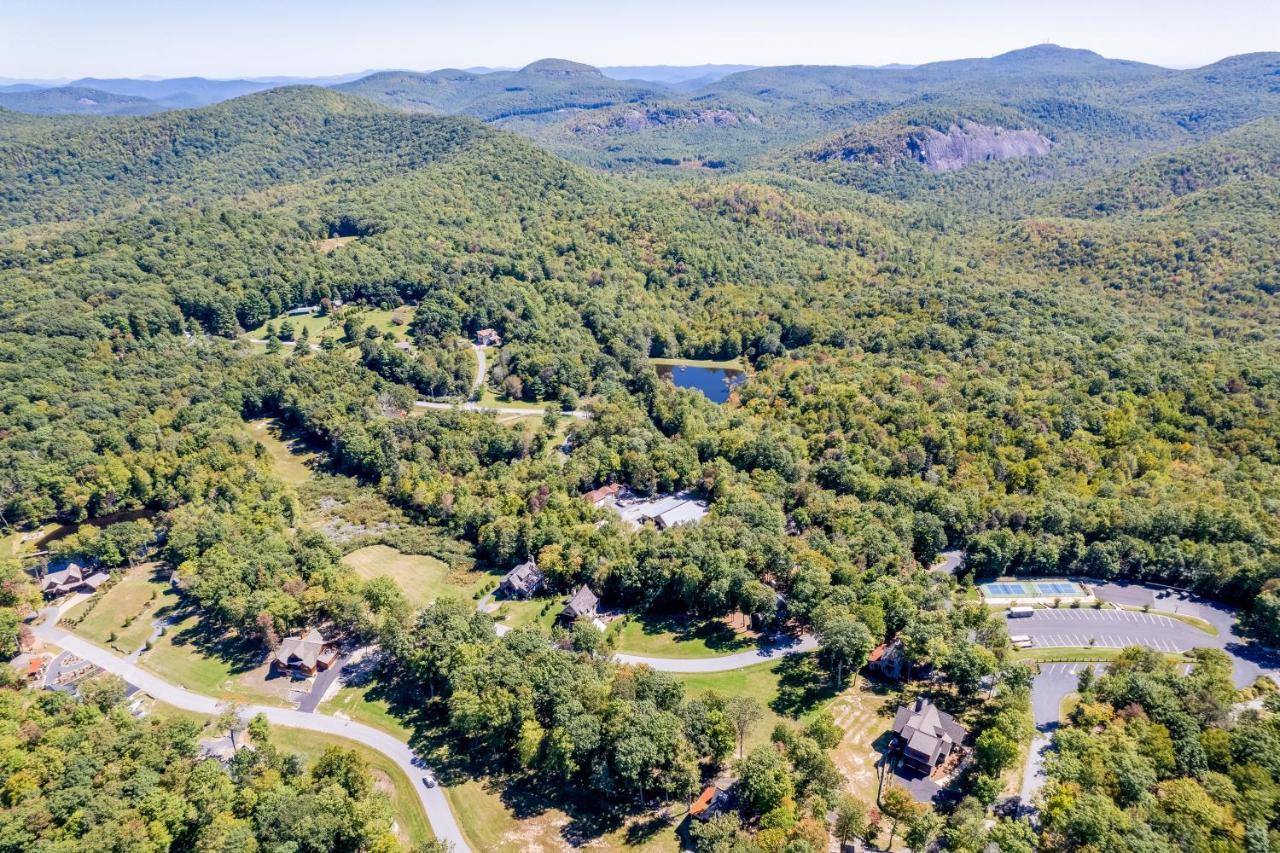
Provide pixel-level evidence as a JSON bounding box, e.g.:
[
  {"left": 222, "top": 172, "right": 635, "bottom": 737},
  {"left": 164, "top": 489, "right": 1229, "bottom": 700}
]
[{"left": 3, "top": 0, "right": 1276, "bottom": 79}]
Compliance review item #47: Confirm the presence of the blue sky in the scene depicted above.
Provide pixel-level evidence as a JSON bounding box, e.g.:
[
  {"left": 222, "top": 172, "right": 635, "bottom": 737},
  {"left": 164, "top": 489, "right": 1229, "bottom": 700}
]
[{"left": 3, "top": 0, "right": 1276, "bottom": 79}]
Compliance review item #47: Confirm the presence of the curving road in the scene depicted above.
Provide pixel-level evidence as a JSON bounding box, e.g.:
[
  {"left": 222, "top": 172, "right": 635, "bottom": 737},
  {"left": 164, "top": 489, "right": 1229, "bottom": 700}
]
[{"left": 31, "top": 618, "right": 471, "bottom": 853}]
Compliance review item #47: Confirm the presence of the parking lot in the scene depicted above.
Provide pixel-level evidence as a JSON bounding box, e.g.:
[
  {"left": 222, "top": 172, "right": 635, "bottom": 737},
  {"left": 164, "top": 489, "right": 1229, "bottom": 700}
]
[{"left": 1011, "top": 607, "right": 1207, "bottom": 653}]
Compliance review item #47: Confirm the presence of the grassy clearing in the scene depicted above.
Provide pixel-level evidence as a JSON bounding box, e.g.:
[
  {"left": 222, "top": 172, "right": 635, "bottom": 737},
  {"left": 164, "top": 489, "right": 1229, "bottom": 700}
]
[
  {"left": 650, "top": 356, "right": 743, "bottom": 370},
  {"left": 1013, "top": 646, "right": 1192, "bottom": 664},
  {"left": 246, "top": 418, "right": 317, "bottom": 486},
  {"left": 340, "top": 544, "right": 475, "bottom": 608},
  {"left": 443, "top": 777, "right": 680, "bottom": 853},
  {"left": 244, "top": 306, "right": 414, "bottom": 343},
  {"left": 316, "top": 235, "right": 358, "bottom": 253},
  {"left": 612, "top": 614, "right": 754, "bottom": 659},
  {"left": 1, "top": 524, "right": 59, "bottom": 558},
  {"left": 319, "top": 683, "right": 414, "bottom": 741},
  {"left": 67, "top": 565, "right": 180, "bottom": 654},
  {"left": 495, "top": 598, "right": 561, "bottom": 632},
  {"left": 475, "top": 386, "right": 549, "bottom": 411},
  {"left": 140, "top": 614, "right": 289, "bottom": 705},
  {"left": 270, "top": 725, "right": 433, "bottom": 847},
  {"left": 1113, "top": 604, "right": 1218, "bottom": 636},
  {"left": 826, "top": 683, "right": 897, "bottom": 802}
]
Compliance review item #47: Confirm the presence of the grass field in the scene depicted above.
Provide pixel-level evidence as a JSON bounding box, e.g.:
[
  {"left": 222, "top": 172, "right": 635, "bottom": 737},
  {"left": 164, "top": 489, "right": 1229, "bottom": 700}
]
[
  {"left": 320, "top": 682, "right": 414, "bottom": 741},
  {"left": 267, "top": 725, "right": 433, "bottom": 847},
  {"left": 443, "top": 777, "right": 681, "bottom": 853},
  {"left": 1013, "top": 646, "right": 1192, "bottom": 664},
  {"left": 244, "top": 306, "right": 414, "bottom": 343},
  {"left": 1113, "top": 604, "right": 1218, "bottom": 636},
  {"left": 66, "top": 564, "right": 180, "bottom": 654},
  {"left": 495, "top": 598, "right": 561, "bottom": 632},
  {"left": 340, "top": 544, "right": 480, "bottom": 608},
  {"left": 612, "top": 614, "right": 754, "bottom": 659},
  {"left": 475, "top": 386, "right": 550, "bottom": 411},
  {"left": 140, "top": 613, "right": 290, "bottom": 705},
  {"left": 650, "top": 356, "right": 743, "bottom": 370},
  {"left": 246, "top": 418, "right": 317, "bottom": 486},
  {"left": 826, "top": 684, "right": 897, "bottom": 803}
]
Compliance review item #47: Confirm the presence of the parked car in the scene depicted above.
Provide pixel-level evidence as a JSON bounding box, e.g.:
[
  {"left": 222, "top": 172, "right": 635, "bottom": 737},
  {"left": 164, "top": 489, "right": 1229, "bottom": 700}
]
[{"left": 421, "top": 771, "right": 436, "bottom": 788}]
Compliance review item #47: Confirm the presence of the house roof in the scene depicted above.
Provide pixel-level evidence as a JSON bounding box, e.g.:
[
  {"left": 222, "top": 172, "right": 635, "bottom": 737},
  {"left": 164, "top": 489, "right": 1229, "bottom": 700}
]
[
  {"left": 655, "top": 501, "right": 707, "bottom": 529},
  {"left": 274, "top": 629, "right": 337, "bottom": 670},
  {"left": 81, "top": 572, "right": 111, "bottom": 590},
  {"left": 583, "top": 483, "right": 622, "bottom": 506},
  {"left": 690, "top": 785, "right": 718, "bottom": 816},
  {"left": 41, "top": 562, "right": 85, "bottom": 590},
  {"left": 501, "top": 560, "right": 544, "bottom": 594},
  {"left": 562, "top": 585, "right": 599, "bottom": 618},
  {"left": 893, "top": 697, "right": 967, "bottom": 764},
  {"left": 870, "top": 638, "right": 903, "bottom": 663},
  {"left": 8, "top": 653, "right": 48, "bottom": 677}
]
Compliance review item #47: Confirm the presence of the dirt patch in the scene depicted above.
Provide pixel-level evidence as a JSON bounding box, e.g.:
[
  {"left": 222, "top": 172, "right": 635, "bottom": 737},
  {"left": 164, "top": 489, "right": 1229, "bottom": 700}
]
[{"left": 316, "top": 235, "right": 358, "bottom": 253}]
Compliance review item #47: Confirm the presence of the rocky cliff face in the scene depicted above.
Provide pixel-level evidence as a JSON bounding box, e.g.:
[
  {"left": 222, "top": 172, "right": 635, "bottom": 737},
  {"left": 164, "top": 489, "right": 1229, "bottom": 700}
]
[
  {"left": 907, "top": 123, "right": 1052, "bottom": 172},
  {"left": 573, "top": 107, "right": 760, "bottom": 135}
]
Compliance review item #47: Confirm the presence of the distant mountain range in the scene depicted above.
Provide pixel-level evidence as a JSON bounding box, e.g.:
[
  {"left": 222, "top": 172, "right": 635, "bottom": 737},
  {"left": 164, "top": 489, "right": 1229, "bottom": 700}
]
[{"left": 3, "top": 46, "right": 1277, "bottom": 178}]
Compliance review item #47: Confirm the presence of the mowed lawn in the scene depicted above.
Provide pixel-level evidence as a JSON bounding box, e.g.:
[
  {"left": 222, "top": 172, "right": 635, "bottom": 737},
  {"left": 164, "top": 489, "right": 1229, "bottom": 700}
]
[
  {"left": 495, "top": 597, "right": 560, "bottom": 631},
  {"left": 825, "top": 683, "right": 897, "bottom": 803},
  {"left": 341, "top": 544, "right": 483, "bottom": 608},
  {"left": 320, "top": 683, "right": 413, "bottom": 741},
  {"left": 244, "top": 307, "right": 414, "bottom": 344},
  {"left": 140, "top": 613, "right": 290, "bottom": 706},
  {"left": 246, "top": 418, "right": 316, "bottom": 486},
  {"left": 443, "top": 777, "right": 680, "bottom": 853},
  {"left": 612, "top": 613, "right": 755, "bottom": 659},
  {"left": 674, "top": 659, "right": 794, "bottom": 754},
  {"left": 67, "top": 564, "right": 180, "bottom": 655}
]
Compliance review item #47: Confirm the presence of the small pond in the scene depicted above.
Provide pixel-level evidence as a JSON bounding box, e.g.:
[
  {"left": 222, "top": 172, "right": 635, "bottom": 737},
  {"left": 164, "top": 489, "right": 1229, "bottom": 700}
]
[
  {"left": 655, "top": 364, "right": 744, "bottom": 404},
  {"left": 35, "top": 508, "right": 158, "bottom": 549}
]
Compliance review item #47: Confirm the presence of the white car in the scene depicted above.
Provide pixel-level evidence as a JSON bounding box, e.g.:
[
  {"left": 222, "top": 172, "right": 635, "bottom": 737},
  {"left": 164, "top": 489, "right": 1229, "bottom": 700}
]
[{"left": 421, "top": 771, "right": 436, "bottom": 788}]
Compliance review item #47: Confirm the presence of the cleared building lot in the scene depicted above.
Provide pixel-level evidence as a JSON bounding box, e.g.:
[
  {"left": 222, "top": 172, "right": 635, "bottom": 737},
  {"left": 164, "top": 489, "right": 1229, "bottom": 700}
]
[{"left": 1011, "top": 607, "right": 1209, "bottom": 653}]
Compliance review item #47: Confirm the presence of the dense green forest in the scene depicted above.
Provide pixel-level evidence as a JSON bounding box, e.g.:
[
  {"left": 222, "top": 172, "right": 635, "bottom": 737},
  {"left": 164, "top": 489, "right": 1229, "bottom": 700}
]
[
  {"left": 0, "top": 44, "right": 1277, "bottom": 852},
  {"left": 0, "top": 685, "right": 412, "bottom": 852}
]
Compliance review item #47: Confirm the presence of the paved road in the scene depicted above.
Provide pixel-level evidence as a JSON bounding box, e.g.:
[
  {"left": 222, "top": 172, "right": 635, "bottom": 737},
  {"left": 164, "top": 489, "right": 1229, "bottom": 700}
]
[
  {"left": 31, "top": 619, "right": 470, "bottom": 852},
  {"left": 930, "top": 550, "right": 965, "bottom": 574},
  {"left": 613, "top": 633, "right": 819, "bottom": 673},
  {"left": 1020, "top": 663, "right": 1103, "bottom": 811}
]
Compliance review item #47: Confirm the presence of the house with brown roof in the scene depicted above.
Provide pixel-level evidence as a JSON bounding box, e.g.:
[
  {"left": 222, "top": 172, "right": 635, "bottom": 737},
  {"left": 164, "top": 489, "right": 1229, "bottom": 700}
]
[
  {"left": 498, "top": 559, "right": 545, "bottom": 599},
  {"left": 273, "top": 629, "right": 339, "bottom": 677},
  {"left": 474, "top": 328, "right": 502, "bottom": 346},
  {"left": 560, "top": 585, "right": 599, "bottom": 624},
  {"left": 690, "top": 776, "right": 736, "bottom": 821},
  {"left": 868, "top": 639, "right": 909, "bottom": 681},
  {"left": 891, "top": 697, "right": 968, "bottom": 775},
  {"left": 582, "top": 483, "right": 622, "bottom": 508},
  {"left": 39, "top": 563, "right": 111, "bottom": 599},
  {"left": 8, "top": 653, "right": 50, "bottom": 685}
]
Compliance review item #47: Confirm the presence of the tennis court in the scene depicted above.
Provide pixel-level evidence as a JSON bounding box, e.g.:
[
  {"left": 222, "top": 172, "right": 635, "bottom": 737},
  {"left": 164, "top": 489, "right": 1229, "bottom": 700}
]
[{"left": 980, "top": 579, "right": 1086, "bottom": 599}]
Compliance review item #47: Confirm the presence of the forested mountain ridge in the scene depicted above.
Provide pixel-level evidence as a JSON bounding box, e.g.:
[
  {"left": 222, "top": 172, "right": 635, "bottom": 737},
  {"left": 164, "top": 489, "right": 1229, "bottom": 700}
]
[
  {"left": 0, "top": 86, "right": 494, "bottom": 226},
  {"left": 333, "top": 58, "right": 663, "bottom": 120}
]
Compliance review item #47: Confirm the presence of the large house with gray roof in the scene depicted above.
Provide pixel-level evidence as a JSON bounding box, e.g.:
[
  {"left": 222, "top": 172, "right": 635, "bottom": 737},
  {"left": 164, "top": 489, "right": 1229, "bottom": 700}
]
[{"left": 892, "top": 697, "right": 968, "bottom": 774}]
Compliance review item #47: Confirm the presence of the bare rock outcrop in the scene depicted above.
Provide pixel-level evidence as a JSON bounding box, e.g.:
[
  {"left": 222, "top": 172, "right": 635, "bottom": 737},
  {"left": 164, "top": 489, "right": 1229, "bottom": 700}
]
[{"left": 907, "top": 122, "right": 1052, "bottom": 172}]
